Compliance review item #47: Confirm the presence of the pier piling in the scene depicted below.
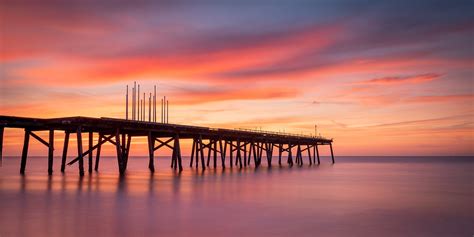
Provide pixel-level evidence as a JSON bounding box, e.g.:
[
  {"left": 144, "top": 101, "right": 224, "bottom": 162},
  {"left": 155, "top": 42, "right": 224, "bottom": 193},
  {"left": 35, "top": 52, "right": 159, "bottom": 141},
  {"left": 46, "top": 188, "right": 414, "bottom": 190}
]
[
  {"left": 20, "top": 129, "right": 30, "bottom": 174},
  {"left": 0, "top": 126, "right": 3, "bottom": 166},
  {"left": 48, "top": 129, "right": 54, "bottom": 175},
  {"left": 61, "top": 132, "right": 69, "bottom": 172},
  {"left": 77, "top": 127, "right": 84, "bottom": 176}
]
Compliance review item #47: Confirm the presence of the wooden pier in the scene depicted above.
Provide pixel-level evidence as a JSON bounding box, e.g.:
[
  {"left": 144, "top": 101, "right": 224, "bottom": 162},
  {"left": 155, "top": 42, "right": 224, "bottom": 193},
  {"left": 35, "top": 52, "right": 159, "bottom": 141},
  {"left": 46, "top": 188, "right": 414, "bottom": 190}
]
[{"left": 0, "top": 115, "right": 334, "bottom": 176}]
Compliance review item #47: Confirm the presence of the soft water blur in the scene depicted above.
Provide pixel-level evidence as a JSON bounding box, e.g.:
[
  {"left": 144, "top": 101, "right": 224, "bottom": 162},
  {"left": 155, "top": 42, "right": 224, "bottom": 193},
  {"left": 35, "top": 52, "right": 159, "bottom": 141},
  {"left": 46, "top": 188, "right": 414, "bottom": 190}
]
[{"left": 1, "top": 156, "right": 472, "bottom": 237}]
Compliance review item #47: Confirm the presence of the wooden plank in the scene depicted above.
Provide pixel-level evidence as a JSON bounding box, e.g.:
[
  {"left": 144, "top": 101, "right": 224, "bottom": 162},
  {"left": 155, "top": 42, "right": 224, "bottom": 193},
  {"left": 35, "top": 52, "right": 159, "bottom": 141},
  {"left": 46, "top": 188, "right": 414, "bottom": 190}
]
[
  {"left": 153, "top": 137, "right": 174, "bottom": 151},
  {"left": 68, "top": 134, "right": 114, "bottom": 165},
  {"left": 30, "top": 131, "right": 49, "bottom": 147}
]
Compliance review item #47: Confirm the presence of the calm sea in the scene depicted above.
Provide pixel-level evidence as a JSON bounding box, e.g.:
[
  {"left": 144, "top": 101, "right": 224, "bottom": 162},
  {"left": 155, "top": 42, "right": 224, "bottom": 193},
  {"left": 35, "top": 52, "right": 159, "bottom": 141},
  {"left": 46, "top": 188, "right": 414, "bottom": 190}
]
[{"left": 0, "top": 156, "right": 472, "bottom": 237}]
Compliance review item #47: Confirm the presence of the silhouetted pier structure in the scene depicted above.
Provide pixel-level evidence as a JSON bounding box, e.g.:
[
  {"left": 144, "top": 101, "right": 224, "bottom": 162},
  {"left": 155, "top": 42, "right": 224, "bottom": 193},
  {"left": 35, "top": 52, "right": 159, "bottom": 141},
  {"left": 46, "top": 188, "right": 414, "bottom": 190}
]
[{"left": 0, "top": 115, "right": 335, "bottom": 176}]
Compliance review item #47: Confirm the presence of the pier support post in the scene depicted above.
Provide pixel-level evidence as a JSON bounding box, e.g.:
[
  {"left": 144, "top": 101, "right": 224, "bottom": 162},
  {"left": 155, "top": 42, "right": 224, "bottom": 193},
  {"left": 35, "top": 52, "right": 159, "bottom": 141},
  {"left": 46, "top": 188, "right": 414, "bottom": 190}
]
[
  {"left": 258, "top": 143, "right": 263, "bottom": 167},
  {"left": 171, "top": 137, "right": 177, "bottom": 169},
  {"left": 20, "top": 129, "right": 30, "bottom": 174},
  {"left": 266, "top": 143, "right": 273, "bottom": 167},
  {"left": 0, "top": 126, "right": 3, "bottom": 166},
  {"left": 278, "top": 144, "right": 282, "bottom": 166},
  {"left": 330, "top": 143, "right": 335, "bottom": 164},
  {"left": 219, "top": 140, "right": 226, "bottom": 169},
  {"left": 296, "top": 144, "right": 302, "bottom": 166},
  {"left": 236, "top": 140, "right": 243, "bottom": 168},
  {"left": 195, "top": 139, "right": 200, "bottom": 168},
  {"left": 315, "top": 144, "right": 320, "bottom": 165},
  {"left": 77, "top": 127, "right": 84, "bottom": 176},
  {"left": 199, "top": 136, "right": 205, "bottom": 170},
  {"left": 244, "top": 143, "right": 248, "bottom": 167},
  {"left": 228, "top": 141, "right": 233, "bottom": 168},
  {"left": 206, "top": 139, "right": 212, "bottom": 167},
  {"left": 115, "top": 129, "right": 124, "bottom": 175},
  {"left": 173, "top": 134, "right": 183, "bottom": 172},
  {"left": 61, "top": 132, "right": 70, "bottom": 172},
  {"left": 288, "top": 144, "right": 293, "bottom": 166},
  {"left": 48, "top": 129, "right": 54, "bottom": 175},
  {"left": 123, "top": 134, "right": 131, "bottom": 170},
  {"left": 252, "top": 142, "right": 258, "bottom": 167},
  {"left": 190, "top": 139, "right": 196, "bottom": 167},
  {"left": 95, "top": 134, "right": 102, "bottom": 171},
  {"left": 88, "top": 132, "right": 93, "bottom": 173},
  {"left": 147, "top": 132, "right": 155, "bottom": 172},
  {"left": 307, "top": 145, "right": 313, "bottom": 165},
  {"left": 213, "top": 139, "right": 217, "bottom": 169}
]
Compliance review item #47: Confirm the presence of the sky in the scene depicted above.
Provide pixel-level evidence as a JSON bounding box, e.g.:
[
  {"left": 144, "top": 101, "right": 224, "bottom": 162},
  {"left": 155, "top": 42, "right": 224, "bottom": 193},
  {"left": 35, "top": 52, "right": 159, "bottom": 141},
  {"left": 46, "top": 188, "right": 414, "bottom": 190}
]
[{"left": 0, "top": 0, "right": 473, "bottom": 157}]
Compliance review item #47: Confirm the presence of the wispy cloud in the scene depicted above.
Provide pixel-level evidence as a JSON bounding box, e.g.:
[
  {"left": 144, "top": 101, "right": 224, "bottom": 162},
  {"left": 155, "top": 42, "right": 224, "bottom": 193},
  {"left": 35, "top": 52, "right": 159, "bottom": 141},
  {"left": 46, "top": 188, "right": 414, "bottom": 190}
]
[
  {"left": 405, "top": 94, "right": 474, "bottom": 103},
  {"left": 355, "top": 73, "right": 441, "bottom": 85}
]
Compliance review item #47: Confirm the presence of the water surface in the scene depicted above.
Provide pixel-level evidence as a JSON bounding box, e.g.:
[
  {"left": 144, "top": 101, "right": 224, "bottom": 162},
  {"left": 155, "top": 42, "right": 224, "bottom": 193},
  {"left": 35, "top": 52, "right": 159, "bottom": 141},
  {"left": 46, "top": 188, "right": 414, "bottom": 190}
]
[{"left": 1, "top": 156, "right": 472, "bottom": 237}]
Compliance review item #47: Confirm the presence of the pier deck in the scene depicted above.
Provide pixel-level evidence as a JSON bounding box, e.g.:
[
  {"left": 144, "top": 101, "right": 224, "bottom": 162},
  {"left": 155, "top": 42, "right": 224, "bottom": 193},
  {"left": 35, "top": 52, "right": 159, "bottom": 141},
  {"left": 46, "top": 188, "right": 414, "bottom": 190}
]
[{"left": 0, "top": 115, "right": 334, "bottom": 176}]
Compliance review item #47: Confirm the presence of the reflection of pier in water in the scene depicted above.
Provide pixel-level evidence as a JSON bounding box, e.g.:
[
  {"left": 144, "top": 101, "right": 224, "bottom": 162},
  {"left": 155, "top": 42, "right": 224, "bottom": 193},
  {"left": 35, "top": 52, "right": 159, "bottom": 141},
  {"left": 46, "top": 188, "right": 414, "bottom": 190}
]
[{"left": 0, "top": 115, "right": 334, "bottom": 176}]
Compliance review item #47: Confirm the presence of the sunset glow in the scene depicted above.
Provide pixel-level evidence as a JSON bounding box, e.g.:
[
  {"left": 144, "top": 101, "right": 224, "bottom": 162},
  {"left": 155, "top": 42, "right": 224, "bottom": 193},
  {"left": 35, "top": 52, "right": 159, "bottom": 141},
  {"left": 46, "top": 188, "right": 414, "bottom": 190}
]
[{"left": 1, "top": 1, "right": 472, "bottom": 156}]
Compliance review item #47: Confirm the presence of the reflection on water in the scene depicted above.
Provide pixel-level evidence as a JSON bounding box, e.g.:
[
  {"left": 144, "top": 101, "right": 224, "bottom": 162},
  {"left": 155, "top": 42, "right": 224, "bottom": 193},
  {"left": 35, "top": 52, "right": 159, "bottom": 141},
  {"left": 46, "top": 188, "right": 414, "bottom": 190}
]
[{"left": 1, "top": 156, "right": 473, "bottom": 237}]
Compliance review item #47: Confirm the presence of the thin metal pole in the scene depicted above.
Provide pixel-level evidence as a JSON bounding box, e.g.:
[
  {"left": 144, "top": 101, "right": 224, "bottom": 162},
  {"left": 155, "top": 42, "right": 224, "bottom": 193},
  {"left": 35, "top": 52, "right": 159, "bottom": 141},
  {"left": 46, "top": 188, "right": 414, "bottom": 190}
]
[
  {"left": 154, "top": 85, "right": 156, "bottom": 122},
  {"left": 166, "top": 100, "right": 169, "bottom": 124},
  {"left": 143, "top": 92, "right": 145, "bottom": 121},
  {"left": 126, "top": 85, "right": 129, "bottom": 120},
  {"left": 161, "top": 98, "right": 164, "bottom": 123},
  {"left": 132, "top": 82, "right": 134, "bottom": 120},
  {"left": 164, "top": 96, "right": 166, "bottom": 123},
  {"left": 137, "top": 84, "right": 141, "bottom": 120},
  {"left": 149, "top": 93, "right": 151, "bottom": 122}
]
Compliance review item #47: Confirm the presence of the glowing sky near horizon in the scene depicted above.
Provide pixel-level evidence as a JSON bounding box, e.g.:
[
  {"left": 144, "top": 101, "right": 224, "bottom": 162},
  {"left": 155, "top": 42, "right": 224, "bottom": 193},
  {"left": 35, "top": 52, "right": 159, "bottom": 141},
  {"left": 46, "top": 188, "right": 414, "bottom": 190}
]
[{"left": 0, "top": 0, "right": 473, "bottom": 156}]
